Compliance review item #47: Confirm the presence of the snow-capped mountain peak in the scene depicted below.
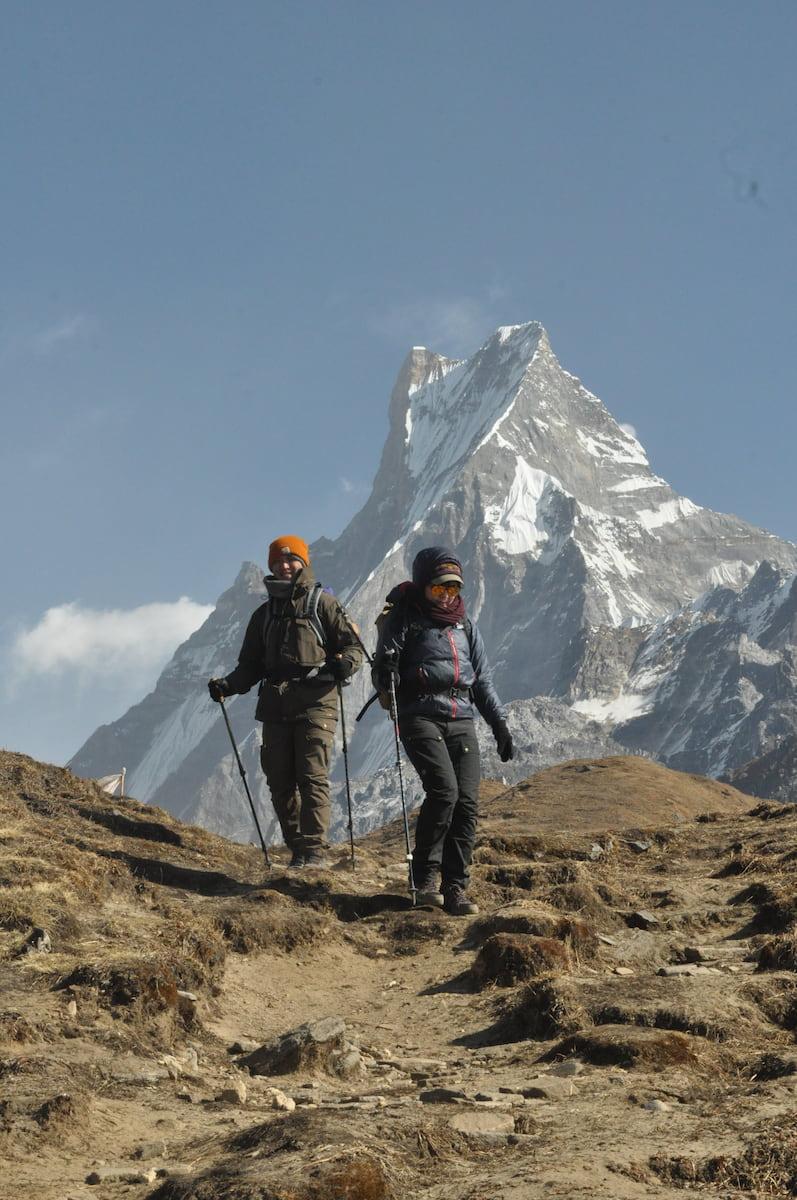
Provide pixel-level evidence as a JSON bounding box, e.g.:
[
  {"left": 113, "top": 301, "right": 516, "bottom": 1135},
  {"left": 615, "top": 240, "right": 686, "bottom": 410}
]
[{"left": 70, "top": 322, "right": 797, "bottom": 840}]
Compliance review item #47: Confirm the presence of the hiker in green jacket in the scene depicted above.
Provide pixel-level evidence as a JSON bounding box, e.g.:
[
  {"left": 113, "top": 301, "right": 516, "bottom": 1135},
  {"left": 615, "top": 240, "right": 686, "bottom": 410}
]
[{"left": 208, "top": 535, "right": 363, "bottom": 868}]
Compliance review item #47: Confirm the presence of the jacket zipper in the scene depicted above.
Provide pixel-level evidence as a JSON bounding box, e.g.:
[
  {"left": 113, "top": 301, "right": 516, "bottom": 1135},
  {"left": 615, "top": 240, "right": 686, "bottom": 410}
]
[{"left": 446, "top": 629, "right": 460, "bottom": 719}]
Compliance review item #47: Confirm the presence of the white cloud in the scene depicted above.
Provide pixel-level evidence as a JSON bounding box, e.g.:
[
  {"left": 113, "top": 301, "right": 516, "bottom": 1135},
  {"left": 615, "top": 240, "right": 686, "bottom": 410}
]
[
  {"left": 0, "top": 311, "right": 97, "bottom": 367},
  {"left": 10, "top": 597, "right": 213, "bottom": 681},
  {"left": 620, "top": 422, "right": 638, "bottom": 439},
  {"left": 339, "top": 476, "right": 368, "bottom": 496},
  {"left": 371, "top": 287, "right": 510, "bottom": 358},
  {"left": 32, "top": 313, "right": 94, "bottom": 355}
]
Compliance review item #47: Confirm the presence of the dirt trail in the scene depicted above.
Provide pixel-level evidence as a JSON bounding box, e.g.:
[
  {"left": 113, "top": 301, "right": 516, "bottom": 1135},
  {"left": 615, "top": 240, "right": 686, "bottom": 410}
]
[{"left": 3, "top": 752, "right": 797, "bottom": 1199}]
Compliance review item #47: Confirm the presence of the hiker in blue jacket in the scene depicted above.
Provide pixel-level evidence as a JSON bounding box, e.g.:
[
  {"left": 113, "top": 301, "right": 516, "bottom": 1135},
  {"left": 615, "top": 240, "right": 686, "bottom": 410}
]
[{"left": 372, "top": 547, "right": 513, "bottom": 915}]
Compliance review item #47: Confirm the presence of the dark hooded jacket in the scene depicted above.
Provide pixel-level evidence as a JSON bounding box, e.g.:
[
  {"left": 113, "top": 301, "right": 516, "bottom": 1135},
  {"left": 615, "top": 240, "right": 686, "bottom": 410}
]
[
  {"left": 223, "top": 566, "right": 363, "bottom": 722},
  {"left": 372, "top": 590, "right": 506, "bottom": 731}
]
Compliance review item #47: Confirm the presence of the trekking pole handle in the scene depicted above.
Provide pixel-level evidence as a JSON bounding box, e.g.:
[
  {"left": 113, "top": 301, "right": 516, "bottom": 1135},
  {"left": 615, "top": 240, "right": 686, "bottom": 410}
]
[{"left": 384, "top": 649, "right": 400, "bottom": 721}]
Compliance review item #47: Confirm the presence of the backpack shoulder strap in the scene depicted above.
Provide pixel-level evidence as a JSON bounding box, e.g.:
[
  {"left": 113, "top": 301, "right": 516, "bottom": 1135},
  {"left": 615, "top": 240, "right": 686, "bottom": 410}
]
[
  {"left": 261, "top": 597, "right": 275, "bottom": 646},
  {"left": 303, "top": 582, "right": 328, "bottom": 651}
]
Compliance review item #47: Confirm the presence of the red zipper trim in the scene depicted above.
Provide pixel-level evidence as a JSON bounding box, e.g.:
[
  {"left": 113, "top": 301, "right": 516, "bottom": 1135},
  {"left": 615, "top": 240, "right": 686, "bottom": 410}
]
[{"left": 447, "top": 629, "right": 460, "bottom": 718}]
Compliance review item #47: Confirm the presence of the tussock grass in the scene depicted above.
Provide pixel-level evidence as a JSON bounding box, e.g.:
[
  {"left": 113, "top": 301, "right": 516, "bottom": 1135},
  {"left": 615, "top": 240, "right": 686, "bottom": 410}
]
[
  {"left": 757, "top": 934, "right": 797, "bottom": 972},
  {"left": 214, "top": 892, "right": 328, "bottom": 955},
  {"left": 502, "top": 977, "right": 588, "bottom": 1041},
  {"left": 548, "top": 1025, "right": 700, "bottom": 1070},
  {"left": 472, "top": 934, "right": 572, "bottom": 988},
  {"left": 744, "top": 978, "right": 797, "bottom": 1031},
  {"left": 649, "top": 1114, "right": 797, "bottom": 1194}
]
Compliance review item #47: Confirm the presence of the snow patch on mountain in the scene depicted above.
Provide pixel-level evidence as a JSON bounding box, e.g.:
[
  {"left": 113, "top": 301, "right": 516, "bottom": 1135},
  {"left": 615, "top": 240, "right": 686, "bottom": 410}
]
[
  {"left": 637, "top": 497, "right": 701, "bottom": 531},
  {"left": 576, "top": 428, "right": 648, "bottom": 466},
  {"left": 572, "top": 693, "right": 650, "bottom": 723},
  {"left": 706, "top": 561, "right": 756, "bottom": 588},
  {"left": 484, "top": 457, "right": 563, "bottom": 557}
]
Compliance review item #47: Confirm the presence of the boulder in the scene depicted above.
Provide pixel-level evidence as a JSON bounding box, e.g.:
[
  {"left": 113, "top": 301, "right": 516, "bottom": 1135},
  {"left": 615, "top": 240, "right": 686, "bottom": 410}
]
[
  {"left": 239, "top": 1016, "right": 349, "bottom": 1077},
  {"left": 218, "top": 1079, "right": 247, "bottom": 1105}
]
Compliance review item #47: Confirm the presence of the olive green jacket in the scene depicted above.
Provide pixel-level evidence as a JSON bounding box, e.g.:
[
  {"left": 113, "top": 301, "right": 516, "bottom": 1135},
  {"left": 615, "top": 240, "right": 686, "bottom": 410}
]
[{"left": 223, "top": 566, "right": 364, "bottom": 722}]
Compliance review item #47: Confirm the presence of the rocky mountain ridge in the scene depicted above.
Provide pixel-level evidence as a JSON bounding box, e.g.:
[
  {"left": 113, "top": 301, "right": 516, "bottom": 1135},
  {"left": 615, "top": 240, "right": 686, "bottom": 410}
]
[{"left": 724, "top": 733, "right": 797, "bottom": 803}]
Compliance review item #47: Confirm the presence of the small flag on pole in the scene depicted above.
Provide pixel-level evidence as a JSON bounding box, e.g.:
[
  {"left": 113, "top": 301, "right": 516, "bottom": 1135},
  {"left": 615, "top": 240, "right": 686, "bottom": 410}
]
[{"left": 96, "top": 768, "right": 126, "bottom": 798}]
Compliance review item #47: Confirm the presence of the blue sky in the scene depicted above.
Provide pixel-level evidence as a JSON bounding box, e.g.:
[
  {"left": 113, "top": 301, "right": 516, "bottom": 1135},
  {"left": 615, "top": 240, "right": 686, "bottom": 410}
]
[{"left": 2, "top": 1, "right": 795, "bottom": 764}]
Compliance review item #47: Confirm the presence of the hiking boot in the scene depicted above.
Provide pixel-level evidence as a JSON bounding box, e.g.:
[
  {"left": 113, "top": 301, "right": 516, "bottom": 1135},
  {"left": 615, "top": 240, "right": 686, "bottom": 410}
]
[
  {"left": 287, "top": 850, "right": 305, "bottom": 869},
  {"left": 414, "top": 875, "right": 444, "bottom": 908},
  {"left": 443, "top": 885, "right": 479, "bottom": 917},
  {"left": 304, "top": 850, "right": 330, "bottom": 869}
]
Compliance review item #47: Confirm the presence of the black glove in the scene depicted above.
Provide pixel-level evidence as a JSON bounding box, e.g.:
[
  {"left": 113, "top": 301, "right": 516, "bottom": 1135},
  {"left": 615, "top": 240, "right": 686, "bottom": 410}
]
[
  {"left": 494, "top": 721, "right": 514, "bottom": 763},
  {"left": 375, "top": 660, "right": 400, "bottom": 691},
  {"left": 327, "top": 657, "right": 353, "bottom": 682},
  {"left": 208, "top": 677, "right": 230, "bottom": 703}
]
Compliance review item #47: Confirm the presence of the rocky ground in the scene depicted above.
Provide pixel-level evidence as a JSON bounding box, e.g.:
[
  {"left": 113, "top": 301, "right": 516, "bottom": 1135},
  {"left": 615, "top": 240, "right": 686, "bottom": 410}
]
[{"left": 3, "top": 750, "right": 797, "bottom": 1199}]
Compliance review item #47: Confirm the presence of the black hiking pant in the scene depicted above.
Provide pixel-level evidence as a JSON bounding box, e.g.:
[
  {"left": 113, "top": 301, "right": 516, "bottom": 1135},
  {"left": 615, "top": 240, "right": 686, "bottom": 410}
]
[{"left": 400, "top": 715, "right": 481, "bottom": 891}]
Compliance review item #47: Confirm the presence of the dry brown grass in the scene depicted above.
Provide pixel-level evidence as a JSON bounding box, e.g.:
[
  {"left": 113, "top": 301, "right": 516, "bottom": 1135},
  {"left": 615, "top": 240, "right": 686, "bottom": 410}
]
[
  {"left": 384, "top": 910, "right": 450, "bottom": 956},
  {"left": 10, "top": 748, "right": 797, "bottom": 1200},
  {"left": 466, "top": 903, "right": 599, "bottom": 960},
  {"left": 303, "top": 1156, "right": 393, "bottom": 1200},
  {"left": 747, "top": 1052, "right": 797, "bottom": 1082},
  {"left": 0, "top": 752, "right": 292, "bottom": 1053},
  {"left": 758, "top": 888, "right": 797, "bottom": 934},
  {"left": 478, "top": 756, "right": 751, "bottom": 836},
  {"left": 544, "top": 881, "right": 617, "bottom": 924},
  {"left": 501, "top": 976, "right": 588, "bottom": 1041},
  {"left": 744, "top": 978, "right": 797, "bottom": 1031},
  {"left": 758, "top": 934, "right": 797, "bottom": 972},
  {"left": 0, "top": 1011, "right": 50, "bottom": 1042},
  {"left": 548, "top": 1025, "right": 701, "bottom": 1069},
  {"left": 213, "top": 892, "right": 328, "bottom": 954},
  {"left": 472, "top": 933, "right": 572, "bottom": 987},
  {"left": 649, "top": 1114, "right": 797, "bottom": 1194},
  {"left": 150, "top": 1155, "right": 394, "bottom": 1200},
  {"left": 467, "top": 902, "right": 563, "bottom": 943},
  {"left": 31, "top": 1092, "right": 77, "bottom": 1129}
]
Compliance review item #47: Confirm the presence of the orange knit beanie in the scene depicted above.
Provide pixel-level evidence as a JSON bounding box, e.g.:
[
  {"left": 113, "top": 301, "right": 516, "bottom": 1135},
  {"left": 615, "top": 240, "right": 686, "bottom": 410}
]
[{"left": 268, "top": 535, "right": 310, "bottom": 568}]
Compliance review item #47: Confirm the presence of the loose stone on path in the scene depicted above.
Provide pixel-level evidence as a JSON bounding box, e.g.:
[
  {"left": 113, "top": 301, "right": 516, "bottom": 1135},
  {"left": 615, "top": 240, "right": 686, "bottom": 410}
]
[{"left": 449, "top": 1110, "right": 516, "bottom": 1135}]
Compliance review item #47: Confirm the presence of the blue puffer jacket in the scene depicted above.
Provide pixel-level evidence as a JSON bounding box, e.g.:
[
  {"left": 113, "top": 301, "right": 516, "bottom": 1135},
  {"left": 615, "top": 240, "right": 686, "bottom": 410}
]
[{"left": 373, "top": 603, "right": 506, "bottom": 730}]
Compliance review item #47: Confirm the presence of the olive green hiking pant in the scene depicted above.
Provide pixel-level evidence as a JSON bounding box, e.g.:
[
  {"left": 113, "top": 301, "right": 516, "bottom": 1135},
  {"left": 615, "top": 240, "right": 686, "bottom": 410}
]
[{"left": 260, "top": 716, "right": 335, "bottom": 853}]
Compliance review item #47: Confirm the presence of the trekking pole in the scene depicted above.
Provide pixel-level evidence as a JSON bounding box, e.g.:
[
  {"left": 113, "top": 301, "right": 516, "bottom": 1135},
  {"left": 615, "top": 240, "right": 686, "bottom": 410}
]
[
  {"left": 384, "top": 650, "right": 416, "bottom": 905},
  {"left": 337, "top": 683, "right": 356, "bottom": 870},
  {"left": 332, "top": 600, "right": 380, "bottom": 721},
  {"left": 218, "top": 697, "right": 271, "bottom": 870},
  {"left": 355, "top": 692, "right": 380, "bottom": 722}
]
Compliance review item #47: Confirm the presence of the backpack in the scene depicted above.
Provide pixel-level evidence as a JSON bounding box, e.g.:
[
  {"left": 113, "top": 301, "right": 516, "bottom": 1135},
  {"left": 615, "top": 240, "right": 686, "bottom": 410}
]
[
  {"left": 374, "top": 590, "right": 474, "bottom": 708},
  {"left": 262, "top": 582, "right": 329, "bottom": 654}
]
